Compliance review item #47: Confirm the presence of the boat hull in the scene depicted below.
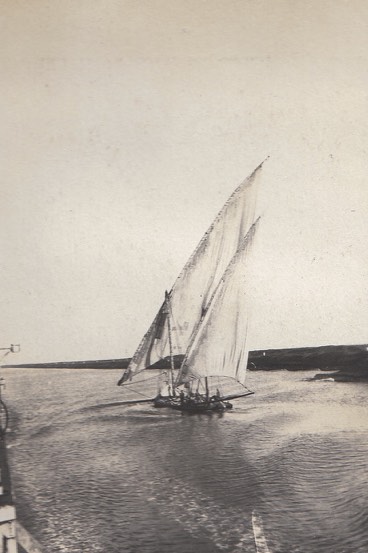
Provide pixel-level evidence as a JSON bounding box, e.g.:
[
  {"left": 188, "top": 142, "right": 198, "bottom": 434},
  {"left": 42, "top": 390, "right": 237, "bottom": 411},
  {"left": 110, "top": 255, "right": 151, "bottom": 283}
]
[{"left": 153, "top": 395, "right": 233, "bottom": 413}]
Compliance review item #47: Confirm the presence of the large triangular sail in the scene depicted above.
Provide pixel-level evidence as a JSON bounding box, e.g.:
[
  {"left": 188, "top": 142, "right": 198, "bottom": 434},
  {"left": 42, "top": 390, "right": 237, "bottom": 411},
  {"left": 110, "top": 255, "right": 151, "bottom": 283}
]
[{"left": 118, "top": 161, "right": 265, "bottom": 393}]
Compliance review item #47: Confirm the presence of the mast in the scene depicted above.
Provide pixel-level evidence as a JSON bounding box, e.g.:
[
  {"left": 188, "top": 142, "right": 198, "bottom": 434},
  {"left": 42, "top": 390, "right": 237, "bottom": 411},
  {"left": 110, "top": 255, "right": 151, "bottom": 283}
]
[
  {"left": 165, "top": 291, "right": 176, "bottom": 395},
  {"left": 205, "top": 377, "right": 209, "bottom": 401}
]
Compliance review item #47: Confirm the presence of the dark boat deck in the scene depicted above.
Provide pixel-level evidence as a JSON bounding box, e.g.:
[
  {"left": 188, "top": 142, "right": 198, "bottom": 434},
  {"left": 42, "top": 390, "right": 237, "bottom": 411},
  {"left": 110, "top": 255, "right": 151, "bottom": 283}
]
[{"left": 0, "top": 435, "right": 13, "bottom": 507}]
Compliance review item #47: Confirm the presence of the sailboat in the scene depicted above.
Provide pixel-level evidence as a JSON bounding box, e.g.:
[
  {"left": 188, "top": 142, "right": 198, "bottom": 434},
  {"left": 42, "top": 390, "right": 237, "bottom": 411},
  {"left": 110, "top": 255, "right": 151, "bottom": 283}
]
[{"left": 117, "top": 161, "right": 265, "bottom": 412}]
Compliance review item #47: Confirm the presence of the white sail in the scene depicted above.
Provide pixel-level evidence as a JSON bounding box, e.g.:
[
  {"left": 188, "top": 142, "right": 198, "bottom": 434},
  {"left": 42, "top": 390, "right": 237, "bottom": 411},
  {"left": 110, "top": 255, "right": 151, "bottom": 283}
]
[
  {"left": 177, "top": 219, "right": 260, "bottom": 386},
  {"left": 118, "top": 300, "right": 169, "bottom": 384},
  {"left": 118, "top": 161, "right": 264, "bottom": 387}
]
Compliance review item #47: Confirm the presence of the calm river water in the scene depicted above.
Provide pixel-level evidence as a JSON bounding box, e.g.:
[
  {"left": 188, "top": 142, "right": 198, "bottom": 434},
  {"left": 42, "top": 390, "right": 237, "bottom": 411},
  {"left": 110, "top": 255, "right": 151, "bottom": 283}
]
[{"left": 2, "top": 367, "right": 368, "bottom": 553}]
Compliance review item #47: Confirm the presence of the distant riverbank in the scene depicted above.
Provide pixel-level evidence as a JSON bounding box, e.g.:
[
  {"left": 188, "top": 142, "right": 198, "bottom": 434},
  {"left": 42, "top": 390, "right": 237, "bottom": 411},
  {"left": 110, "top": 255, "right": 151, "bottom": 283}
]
[
  {"left": 3, "top": 343, "right": 368, "bottom": 381},
  {"left": 2, "top": 358, "right": 131, "bottom": 370}
]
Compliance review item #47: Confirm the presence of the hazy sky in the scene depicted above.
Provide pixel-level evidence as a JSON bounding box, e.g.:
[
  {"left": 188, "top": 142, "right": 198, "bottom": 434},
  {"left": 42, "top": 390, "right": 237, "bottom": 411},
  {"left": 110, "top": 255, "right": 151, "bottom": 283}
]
[{"left": 1, "top": 1, "right": 368, "bottom": 363}]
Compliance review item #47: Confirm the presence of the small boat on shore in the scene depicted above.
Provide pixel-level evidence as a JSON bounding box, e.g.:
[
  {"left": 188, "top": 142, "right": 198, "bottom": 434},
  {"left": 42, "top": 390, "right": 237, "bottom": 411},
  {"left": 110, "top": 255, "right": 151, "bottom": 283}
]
[{"left": 118, "top": 161, "right": 265, "bottom": 412}]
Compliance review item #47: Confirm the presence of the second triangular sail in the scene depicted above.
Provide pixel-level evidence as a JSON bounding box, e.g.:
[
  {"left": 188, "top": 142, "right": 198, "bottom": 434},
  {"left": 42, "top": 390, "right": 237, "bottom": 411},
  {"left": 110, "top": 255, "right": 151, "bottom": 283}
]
[{"left": 177, "top": 218, "right": 260, "bottom": 387}]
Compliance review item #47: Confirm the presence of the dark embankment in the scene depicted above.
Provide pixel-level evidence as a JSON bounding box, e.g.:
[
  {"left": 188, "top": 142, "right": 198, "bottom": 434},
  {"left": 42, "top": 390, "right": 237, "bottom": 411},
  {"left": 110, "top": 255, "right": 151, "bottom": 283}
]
[
  {"left": 249, "top": 344, "right": 368, "bottom": 382},
  {"left": 249, "top": 344, "right": 367, "bottom": 370}
]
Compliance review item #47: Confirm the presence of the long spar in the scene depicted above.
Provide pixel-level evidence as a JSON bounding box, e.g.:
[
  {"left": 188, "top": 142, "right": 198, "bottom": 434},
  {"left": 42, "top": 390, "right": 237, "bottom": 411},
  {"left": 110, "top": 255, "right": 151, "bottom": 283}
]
[{"left": 165, "top": 291, "right": 176, "bottom": 395}]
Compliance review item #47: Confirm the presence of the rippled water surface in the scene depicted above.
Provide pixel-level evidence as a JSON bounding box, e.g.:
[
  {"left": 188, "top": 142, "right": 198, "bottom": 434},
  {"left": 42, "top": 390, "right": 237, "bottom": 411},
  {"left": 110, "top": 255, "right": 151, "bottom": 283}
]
[{"left": 3, "top": 368, "right": 368, "bottom": 553}]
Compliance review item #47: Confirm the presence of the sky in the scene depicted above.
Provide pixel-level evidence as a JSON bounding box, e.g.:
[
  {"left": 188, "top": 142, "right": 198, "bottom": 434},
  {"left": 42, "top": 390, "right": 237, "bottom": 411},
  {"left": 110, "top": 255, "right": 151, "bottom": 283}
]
[{"left": 1, "top": 0, "right": 368, "bottom": 364}]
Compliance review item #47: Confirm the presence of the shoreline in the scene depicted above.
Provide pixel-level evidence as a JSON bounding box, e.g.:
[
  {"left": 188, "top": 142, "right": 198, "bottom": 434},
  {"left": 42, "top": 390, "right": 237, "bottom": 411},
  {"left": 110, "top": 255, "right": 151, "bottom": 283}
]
[{"left": 3, "top": 343, "right": 367, "bottom": 378}]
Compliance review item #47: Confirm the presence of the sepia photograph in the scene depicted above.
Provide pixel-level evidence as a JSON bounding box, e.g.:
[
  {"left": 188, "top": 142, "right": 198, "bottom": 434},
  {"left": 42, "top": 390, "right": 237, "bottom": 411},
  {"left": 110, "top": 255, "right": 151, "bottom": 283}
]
[{"left": 1, "top": 1, "right": 368, "bottom": 552}]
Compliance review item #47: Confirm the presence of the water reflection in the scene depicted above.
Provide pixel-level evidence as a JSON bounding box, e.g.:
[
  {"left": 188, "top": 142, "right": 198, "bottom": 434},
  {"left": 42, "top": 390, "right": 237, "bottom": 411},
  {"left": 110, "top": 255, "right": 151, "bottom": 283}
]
[{"left": 3, "top": 368, "right": 368, "bottom": 553}]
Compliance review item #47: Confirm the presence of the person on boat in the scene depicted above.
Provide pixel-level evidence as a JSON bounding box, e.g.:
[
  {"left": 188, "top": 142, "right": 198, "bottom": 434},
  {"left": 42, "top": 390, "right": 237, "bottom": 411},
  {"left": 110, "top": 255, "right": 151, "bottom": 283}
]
[
  {"left": 194, "top": 392, "right": 202, "bottom": 403},
  {"left": 210, "top": 388, "right": 222, "bottom": 402}
]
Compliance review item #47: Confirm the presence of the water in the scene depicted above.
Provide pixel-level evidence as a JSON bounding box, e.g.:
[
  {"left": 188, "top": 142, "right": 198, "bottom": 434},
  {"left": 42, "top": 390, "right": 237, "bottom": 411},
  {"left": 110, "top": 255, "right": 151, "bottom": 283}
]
[{"left": 2, "top": 368, "right": 368, "bottom": 553}]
